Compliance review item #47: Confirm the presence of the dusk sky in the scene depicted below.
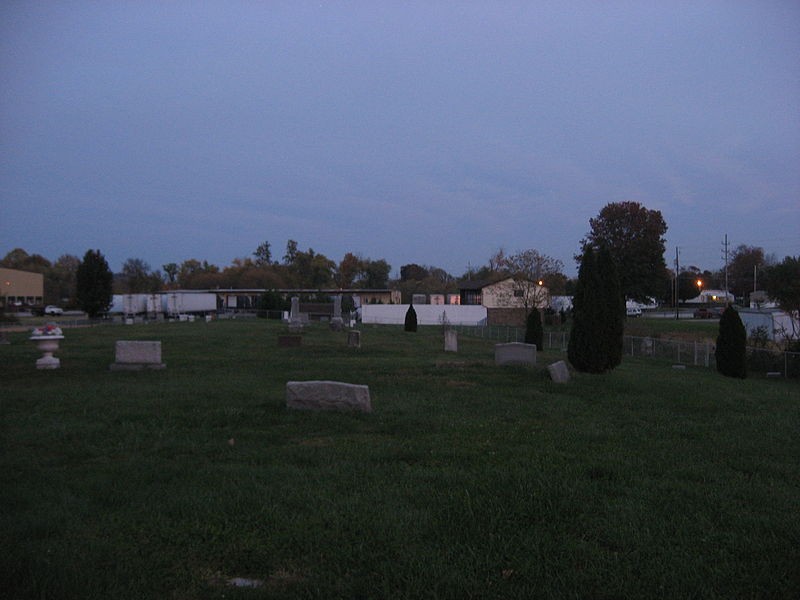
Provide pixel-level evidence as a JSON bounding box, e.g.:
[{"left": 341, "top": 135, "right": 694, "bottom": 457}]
[{"left": 1, "top": 1, "right": 798, "bottom": 278}]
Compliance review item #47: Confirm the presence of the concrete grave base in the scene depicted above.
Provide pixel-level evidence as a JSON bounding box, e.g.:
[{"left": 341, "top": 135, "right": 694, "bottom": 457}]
[
  {"left": 110, "top": 340, "right": 165, "bottom": 370},
  {"left": 286, "top": 380, "right": 371, "bottom": 413},
  {"left": 495, "top": 342, "right": 536, "bottom": 366}
]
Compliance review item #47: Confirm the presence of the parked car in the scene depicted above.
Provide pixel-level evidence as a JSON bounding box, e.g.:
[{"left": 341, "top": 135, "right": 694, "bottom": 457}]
[
  {"left": 693, "top": 307, "right": 721, "bottom": 319},
  {"left": 626, "top": 306, "right": 642, "bottom": 318},
  {"left": 44, "top": 305, "right": 64, "bottom": 316}
]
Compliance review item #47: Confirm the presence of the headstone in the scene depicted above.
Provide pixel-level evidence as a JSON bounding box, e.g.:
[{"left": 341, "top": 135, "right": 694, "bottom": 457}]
[
  {"left": 347, "top": 330, "right": 361, "bottom": 348},
  {"left": 444, "top": 329, "right": 458, "bottom": 352},
  {"left": 110, "top": 340, "right": 166, "bottom": 370},
  {"left": 547, "top": 360, "right": 570, "bottom": 383},
  {"left": 286, "top": 380, "right": 372, "bottom": 413},
  {"left": 278, "top": 335, "right": 302, "bottom": 347},
  {"left": 495, "top": 342, "right": 536, "bottom": 366},
  {"left": 330, "top": 295, "right": 344, "bottom": 331},
  {"left": 289, "top": 296, "right": 303, "bottom": 332}
]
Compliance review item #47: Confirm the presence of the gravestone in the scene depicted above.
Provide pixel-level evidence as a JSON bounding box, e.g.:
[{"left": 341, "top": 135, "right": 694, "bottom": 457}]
[
  {"left": 330, "top": 295, "right": 344, "bottom": 331},
  {"left": 110, "top": 340, "right": 166, "bottom": 370},
  {"left": 347, "top": 330, "right": 361, "bottom": 348},
  {"left": 288, "top": 296, "right": 303, "bottom": 332},
  {"left": 444, "top": 329, "right": 458, "bottom": 352},
  {"left": 495, "top": 342, "right": 536, "bottom": 366},
  {"left": 286, "top": 380, "right": 372, "bottom": 413},
  {"left": 547, "top": 360, "right": 570, "bottom": 383}
]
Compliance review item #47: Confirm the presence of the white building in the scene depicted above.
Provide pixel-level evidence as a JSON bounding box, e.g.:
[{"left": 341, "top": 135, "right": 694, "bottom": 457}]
[
  {"left": 738, "top": 309, "right": 798, "bottom": 341},
  {"left": 686, "top": 289, "right": 735, "bottom": 304}
]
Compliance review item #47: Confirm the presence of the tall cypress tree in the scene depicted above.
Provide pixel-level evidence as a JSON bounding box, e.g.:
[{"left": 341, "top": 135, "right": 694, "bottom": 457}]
[
  {"left": 525, "top": 307, "right": 544, "bottom": 350},
  {"left": 596, "top": 246, "right": 624, "bottom": 370},
  {"left": 568, "top": 246, "right": 603, "bottom": 372},
  {"left": 716, "top": 305, "right": 747, "bottom": 378},
  {"left": 568, "top": 246, "right": 624, "bottom": 374},
  {"left": 404, "top": 302, "right": 417, "bottom": 332},
  {"left": 76, "top": 249, "right": 113, "bottom": 318}
]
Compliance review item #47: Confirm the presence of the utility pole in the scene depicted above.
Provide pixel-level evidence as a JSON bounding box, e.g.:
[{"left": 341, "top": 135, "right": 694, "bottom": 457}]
[
  {"left": 675, "top": 247, "right": 680, "bottom": 320},
  {"left": 721, "top": 234, "right": 730, "bottom": 303}
]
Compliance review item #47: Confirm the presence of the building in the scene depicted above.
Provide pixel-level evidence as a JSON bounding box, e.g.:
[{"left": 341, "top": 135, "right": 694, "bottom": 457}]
[
  {"left": 459, "top": 278, "right": 549, "bottom": 326},
  {"left": 1, "top": 267, "right": 44, "bottom": 309},
  {"left": 686, "top": 289, "right": 735, "bottom": 304},
  {"left": 738, "top": 309, "right": 798, "bottom": 341}
]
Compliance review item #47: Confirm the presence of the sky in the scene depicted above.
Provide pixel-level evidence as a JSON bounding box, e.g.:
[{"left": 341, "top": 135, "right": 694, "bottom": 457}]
[{"left": 1, "top": 1, "right": 798, "bottom": 278}]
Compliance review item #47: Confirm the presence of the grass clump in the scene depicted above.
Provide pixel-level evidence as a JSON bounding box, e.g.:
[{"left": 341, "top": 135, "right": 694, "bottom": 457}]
[{"left": 1, "top": 320, "right": 798, "bottom": 599}]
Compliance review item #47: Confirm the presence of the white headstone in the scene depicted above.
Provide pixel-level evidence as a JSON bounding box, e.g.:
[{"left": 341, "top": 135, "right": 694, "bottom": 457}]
[
  {"left": 547, "top": 360, "right": 570, "bottom": 383},
  {"left": 289, "top": 296, "right": 303, "bottom": 332},
  {"left": 444, "top": 329, "right": 458, "bottom": 352},
  {"left": 331, "top": 295, "right": 344, "bottom": 331}
]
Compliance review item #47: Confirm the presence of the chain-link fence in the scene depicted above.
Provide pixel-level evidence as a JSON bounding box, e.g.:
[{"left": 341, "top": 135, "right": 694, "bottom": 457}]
[{"left": 452, "top": 325, "right": 799, "bottom": 378}]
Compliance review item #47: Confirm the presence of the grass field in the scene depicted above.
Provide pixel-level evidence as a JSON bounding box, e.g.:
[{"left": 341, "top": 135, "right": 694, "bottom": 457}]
[{"left": 1, "top": 320, "right": 798, "bottom": 599}]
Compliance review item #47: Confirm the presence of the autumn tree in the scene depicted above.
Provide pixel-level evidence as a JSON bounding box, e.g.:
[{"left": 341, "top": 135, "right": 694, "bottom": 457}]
[
  {"left": 357, "top": 258, "right": 391, "bottom": 289},
  {"left": 582, "top": 201, "right": 669, "bottom": 302},
  {"left": 1, "top": 248, "right": 51, "bottom": 273},
  {"left": 503, "top": 249, "right": 563, "bottom": 312},
  {"left": 162, "top": 263, "right": 179, "bottom": 287},
  {"left": 336, "top": 253, "right": 362, "bottom": 288},
  {"left": 253, "top": 241, "right": 272, "bottom": 266},
  {"left": 763, "top": 256, "right": 800, "bottom": 334},
  {"left": 49, "top": 254, "right": 81, "bottom": 306},
  {"left": 400, "top": 264, "right": 429, "bottom": 282},
  {"left": 177, "top": 259, "right": 221, "bottom": 289},
  {"left": 727, "top": 245, "right": 772, "bottom": 299},
  {"left": 119, "top": 258, "right": 161, "bottom": 293},
  {"left": 76, "top": 249, "right": 113, "bottom": 318}
]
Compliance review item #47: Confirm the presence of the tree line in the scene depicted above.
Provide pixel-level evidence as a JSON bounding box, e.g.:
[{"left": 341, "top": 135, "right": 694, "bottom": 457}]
[{"left": 2, "top": 203, "right": 797, "bottom": 319}]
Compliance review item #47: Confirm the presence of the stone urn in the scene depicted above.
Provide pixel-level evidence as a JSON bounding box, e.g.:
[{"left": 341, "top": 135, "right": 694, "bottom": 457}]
[{"left": 30, "top": 324, "right": 64, "bottom": 369}]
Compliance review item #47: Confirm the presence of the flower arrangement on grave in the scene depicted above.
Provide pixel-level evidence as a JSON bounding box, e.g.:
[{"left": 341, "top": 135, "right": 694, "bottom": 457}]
[{"left": 31, "top": 323, "right": 64, "bottom": 338}]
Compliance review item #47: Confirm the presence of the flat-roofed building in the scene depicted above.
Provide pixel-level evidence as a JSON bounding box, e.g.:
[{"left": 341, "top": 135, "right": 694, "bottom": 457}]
[{"left": 1, "top": 267, "right": 44, "bottom": 309}]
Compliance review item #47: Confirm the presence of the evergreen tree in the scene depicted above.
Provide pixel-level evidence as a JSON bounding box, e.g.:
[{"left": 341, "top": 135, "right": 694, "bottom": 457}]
[
  {"left": 715, "top": 306, "right": 747, "bottom": 378},
  {"left": 568, "top": 246, "right": 605, "bottom": 373},
  {"left": 596, "top": 247, "right": 624, "bottom": 370},
  {"left": 524, "top": 307, "right": 544, "bottom": 350},
  {"left": 404, "top": 303, "right": 417, "bottom": 332},
  {"left": 76, "top": 249, "right": 113, "bottom": 318}
]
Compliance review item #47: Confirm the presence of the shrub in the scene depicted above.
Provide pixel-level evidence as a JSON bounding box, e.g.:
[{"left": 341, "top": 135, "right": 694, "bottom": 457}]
[
  {"left": 404, "top": 303, "right": 417, "bottom": 332},
  {"left": 524, "top": 308, "right": 543, "bottom": 350},
  {"left": 716, "top": 306, "right": 747, "bottom": 378}
]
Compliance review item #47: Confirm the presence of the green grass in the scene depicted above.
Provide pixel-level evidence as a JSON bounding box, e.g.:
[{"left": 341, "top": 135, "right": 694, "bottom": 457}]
[{"left": 1, "top": 320, "right": 798, "bottom": 599}]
